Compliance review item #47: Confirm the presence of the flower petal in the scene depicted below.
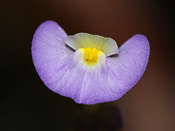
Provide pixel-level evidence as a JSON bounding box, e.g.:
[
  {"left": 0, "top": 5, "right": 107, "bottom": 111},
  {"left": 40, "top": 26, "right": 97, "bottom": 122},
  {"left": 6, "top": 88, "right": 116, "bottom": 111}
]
[{"left": 65, "top": 33, "right": 119, "bottom": 56}]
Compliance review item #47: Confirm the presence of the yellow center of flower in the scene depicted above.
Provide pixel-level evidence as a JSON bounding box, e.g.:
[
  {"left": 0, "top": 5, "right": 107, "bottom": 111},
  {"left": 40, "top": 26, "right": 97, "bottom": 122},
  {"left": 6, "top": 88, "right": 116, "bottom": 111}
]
[{"left": 83, "top": 47, "right": 102, "bottom": 62}]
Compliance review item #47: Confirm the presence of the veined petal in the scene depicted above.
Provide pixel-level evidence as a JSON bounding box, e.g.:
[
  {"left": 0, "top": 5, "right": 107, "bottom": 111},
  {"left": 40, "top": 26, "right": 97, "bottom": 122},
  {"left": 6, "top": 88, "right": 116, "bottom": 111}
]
[{"left": 65, "top": 33, "right": 119, "bottom": 56}]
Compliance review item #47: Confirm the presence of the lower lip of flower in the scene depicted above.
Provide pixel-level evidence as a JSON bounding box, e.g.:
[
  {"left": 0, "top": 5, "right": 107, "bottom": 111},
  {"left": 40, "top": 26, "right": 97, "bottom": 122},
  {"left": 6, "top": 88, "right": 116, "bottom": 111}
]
[{"left": 31, "top": 21, "right": 150, "bottom": 105}]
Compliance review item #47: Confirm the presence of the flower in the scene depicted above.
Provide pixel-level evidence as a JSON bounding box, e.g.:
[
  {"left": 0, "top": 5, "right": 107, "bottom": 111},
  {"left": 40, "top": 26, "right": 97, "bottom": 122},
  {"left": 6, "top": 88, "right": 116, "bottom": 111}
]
[{"left": 31, "top": 21, "right": 150, "bottom": 105}]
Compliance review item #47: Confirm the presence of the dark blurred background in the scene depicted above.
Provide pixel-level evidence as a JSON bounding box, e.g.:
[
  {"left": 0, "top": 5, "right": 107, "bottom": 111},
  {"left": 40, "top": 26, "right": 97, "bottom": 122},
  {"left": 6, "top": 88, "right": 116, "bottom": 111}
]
[{"left": 0, "top": 0, "right": 175, "bottom": 131}]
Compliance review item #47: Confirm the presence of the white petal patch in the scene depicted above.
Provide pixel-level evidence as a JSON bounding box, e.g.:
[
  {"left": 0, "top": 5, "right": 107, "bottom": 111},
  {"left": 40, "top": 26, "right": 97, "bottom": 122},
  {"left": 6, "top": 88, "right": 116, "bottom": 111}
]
[
  {"left": 73, "top": 48, "right": 106, "bottom": 71},
  {"left": 65, "top": 33, "right": 119, "bottom": 56}
]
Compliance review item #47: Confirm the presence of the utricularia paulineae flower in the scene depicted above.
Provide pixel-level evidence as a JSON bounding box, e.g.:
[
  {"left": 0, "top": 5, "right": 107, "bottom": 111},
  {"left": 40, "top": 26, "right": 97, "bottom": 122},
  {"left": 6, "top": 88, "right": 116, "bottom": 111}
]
[{"left": 32, "top": 21, "right": 150, "bottom": 105}]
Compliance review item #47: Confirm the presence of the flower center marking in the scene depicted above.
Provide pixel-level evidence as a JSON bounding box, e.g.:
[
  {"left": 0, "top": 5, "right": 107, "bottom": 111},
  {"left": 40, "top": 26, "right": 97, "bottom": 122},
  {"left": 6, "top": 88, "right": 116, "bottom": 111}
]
[{"left": 83, "top": 47, "right": 102, "bottom": 62}]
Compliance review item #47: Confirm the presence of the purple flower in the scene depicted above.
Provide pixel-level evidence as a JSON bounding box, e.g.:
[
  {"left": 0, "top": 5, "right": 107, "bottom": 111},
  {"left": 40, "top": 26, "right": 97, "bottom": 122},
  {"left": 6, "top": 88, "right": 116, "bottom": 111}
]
[{"left": 32, "top": 21, "right": 150, "bottom": 105}]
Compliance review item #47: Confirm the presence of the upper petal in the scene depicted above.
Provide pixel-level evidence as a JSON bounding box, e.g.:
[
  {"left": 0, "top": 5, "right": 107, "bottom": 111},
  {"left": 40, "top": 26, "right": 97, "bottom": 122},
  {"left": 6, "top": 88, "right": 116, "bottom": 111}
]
[{"left": 65, "top": 33, "right": 119, "bottom": 56}]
